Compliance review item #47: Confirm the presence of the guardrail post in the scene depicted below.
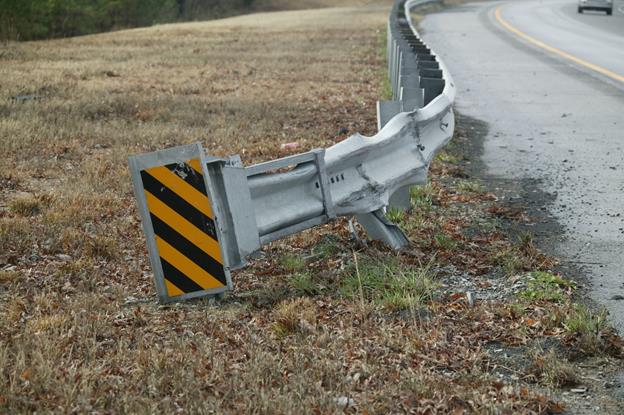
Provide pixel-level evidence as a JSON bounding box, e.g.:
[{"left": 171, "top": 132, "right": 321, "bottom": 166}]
[{"left": 356, "top": 209, "right": 410, "bottom": 250}]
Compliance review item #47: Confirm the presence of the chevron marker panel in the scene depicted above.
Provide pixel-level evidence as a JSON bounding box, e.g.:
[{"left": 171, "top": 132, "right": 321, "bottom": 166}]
[{"left": 129, "top": 144, "right": 230, "bottom": 303}]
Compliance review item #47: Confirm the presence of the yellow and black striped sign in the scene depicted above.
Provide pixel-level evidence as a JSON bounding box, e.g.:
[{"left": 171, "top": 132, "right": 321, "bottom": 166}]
[{"left": 139, "top": 158, "right": 227, "bottom": 299}]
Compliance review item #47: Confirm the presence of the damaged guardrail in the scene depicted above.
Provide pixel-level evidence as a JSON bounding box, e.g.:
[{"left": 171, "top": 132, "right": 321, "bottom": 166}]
[{"left": 129, "top": 0, "right": 456, "bottom": 303}]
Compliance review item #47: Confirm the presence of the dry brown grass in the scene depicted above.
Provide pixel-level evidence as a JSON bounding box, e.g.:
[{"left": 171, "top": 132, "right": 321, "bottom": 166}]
[
  {"left": 0, "top": 3, "right": 622, "bottom": 414},
  {"left": 0, "top": 5, "right": 392, "bottom": 413},
  {"left": 526, "top": 348, "right": 578, "bottom": 388},
  {"left": 255, "top": 0, "right": 392, "bottom": 11},
  {"left": 0, "top": 3, "right": 389, "bottom": 306}
]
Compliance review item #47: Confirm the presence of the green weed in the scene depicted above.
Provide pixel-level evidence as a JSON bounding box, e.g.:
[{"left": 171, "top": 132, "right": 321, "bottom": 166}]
[
  {"left": 291, "top": 273, "right": 320, "bottom": 296},
  {"left": 433, "top": 233, "right": 457, "bottom": 251},
  {"left": 386, "top": 206, "right": 405, "bottom": 224},
  {"left": 517, "top": 271, "right": 574, "bottom": 303},
  {"left": 563, "top": 305, "right": 619, "bottom": 356},
  {"left": 312, "top": 238, "right": 340, "bottom": 259},
  {"left": 410, "top": 183, "right": 435, "bottom": 211},
  {"left": 279, "top": 253, "right": 306, "bottom": 273},
  {"left": 457, "top": 180, "right": 485, "bottom": 195},
  {"left": 507, "top": 302, "right": 528, "bottom": 318},
  {"left": 341, "top": 257, "right": 438, "bottom": 310},
  {"left": 435, "top": 150, "right": 460, "bottom": 164}
]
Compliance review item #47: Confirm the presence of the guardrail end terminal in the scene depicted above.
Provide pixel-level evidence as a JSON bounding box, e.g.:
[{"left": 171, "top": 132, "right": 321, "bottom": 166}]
[{"left": 129, "top": 0, "right": 456, "bottom": 302}]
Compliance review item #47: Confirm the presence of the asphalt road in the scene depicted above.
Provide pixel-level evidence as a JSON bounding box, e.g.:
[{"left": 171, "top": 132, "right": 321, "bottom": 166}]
[{"left": 419, "top": 0, "right": 624, "bottom": 330}]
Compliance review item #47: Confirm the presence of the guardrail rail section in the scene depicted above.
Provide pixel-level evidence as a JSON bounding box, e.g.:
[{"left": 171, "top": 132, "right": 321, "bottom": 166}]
[{"left": 129, "top": 0, "right": 456, "bottom": 303}]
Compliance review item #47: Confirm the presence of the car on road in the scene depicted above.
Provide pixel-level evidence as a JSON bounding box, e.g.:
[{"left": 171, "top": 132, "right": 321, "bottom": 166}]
[{"left": 578, "top": 0, "right": 613, "bottom": 14}]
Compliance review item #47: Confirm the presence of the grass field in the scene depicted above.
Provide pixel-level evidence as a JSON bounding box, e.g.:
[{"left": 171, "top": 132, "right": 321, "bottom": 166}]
[{"left": 1, "top": 1, "right": 623, "bottom": 413}]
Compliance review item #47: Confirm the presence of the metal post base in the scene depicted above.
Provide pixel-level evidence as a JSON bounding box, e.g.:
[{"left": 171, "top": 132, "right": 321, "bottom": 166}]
[
  {"left": 356, "top": 209, "right": 410, "bottom": 250},
  {"left": 389, "top": 185, "right": 412, "bottom": 212}
]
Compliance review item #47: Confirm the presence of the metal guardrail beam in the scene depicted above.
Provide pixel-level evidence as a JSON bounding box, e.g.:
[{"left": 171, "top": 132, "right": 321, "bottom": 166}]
[{"left": 129, "top": 0, "right": 456, "bottom": 303}]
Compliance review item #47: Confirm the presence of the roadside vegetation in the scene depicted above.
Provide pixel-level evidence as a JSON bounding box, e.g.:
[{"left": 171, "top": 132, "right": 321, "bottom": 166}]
[
  {"left": 0, "top": 0, "right": 385, "bottom": 41},
  {"left": 1, "top": 1, "right": 623, "bottom": 413}
]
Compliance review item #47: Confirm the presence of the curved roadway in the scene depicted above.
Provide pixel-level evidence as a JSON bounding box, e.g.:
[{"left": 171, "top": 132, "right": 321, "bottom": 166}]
[{"left": 420, "top": 0, "right": 624, "bottom": 330}]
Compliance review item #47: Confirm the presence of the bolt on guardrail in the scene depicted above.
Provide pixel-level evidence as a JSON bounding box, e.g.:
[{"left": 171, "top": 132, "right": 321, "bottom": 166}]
[{"left": 129, "top": 0, "right": 456, "bottom": 303}]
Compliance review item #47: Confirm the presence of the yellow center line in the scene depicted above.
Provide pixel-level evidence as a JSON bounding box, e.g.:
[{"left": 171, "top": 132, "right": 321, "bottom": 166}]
[{"left": 494, "top": 6, "right": 624, "bottom": 84}]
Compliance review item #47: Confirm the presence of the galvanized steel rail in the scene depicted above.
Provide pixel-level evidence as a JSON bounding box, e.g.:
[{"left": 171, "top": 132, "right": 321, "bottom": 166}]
[{"left": 129, "top": 0, "right": 457, "bottom": 303}]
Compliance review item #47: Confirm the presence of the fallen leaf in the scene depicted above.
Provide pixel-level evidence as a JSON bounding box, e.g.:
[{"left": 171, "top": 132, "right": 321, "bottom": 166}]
[{"left": 20, "top": 368, "right": 31, "bottom": 381}]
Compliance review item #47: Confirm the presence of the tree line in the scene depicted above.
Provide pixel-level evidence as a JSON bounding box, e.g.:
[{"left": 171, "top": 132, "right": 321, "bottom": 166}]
[{"left": 0, "top": 0, "right": 255, "bottom": 41}]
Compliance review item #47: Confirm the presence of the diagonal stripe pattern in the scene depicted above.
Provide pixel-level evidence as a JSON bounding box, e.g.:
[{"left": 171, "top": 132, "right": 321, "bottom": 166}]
[{"left": 140, "top": 159, "right": 226, "bottom": 297}]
